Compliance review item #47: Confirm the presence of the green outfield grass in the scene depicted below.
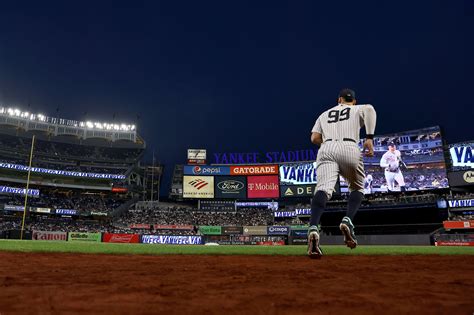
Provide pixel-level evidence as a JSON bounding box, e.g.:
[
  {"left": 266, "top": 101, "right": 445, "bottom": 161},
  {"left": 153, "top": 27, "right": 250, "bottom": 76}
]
[{"left": 0, "top": 240, "right": 473, "bottom": 256}]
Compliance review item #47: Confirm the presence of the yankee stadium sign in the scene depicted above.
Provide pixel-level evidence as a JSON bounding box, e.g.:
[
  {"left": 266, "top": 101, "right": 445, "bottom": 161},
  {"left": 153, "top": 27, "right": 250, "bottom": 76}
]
[{"left": 212, "top": 149, "right": 318, "bottom": 164}]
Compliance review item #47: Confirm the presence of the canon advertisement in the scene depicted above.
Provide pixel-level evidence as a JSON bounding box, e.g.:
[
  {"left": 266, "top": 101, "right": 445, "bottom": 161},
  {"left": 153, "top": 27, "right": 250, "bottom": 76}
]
[
  {"left": 141, "top": 235, "right": 202, "bottom": 245},
  {"left": 279, "top": 162, "right": 317, "bottom": 185},
  {"left": 183, "top": 176, "right": 215, "bottom": 198},
  {"left": 32, "top": 230, "right": 67, "bottom": 241},
  {"left": 340, "top": 126, "right": 449, "bottom": 194},
  {"left": 449, "top": 142, "right": 474, "bottom": 171},
  {"left": 247, "top": 176, "right": 279, "bottom": 199},
  {"left": 214, "top": 176, "right": 247, "bottom": 199}
]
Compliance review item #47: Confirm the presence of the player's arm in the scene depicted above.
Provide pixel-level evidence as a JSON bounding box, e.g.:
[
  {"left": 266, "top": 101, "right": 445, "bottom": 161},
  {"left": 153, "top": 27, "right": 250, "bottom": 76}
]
[
  {"left": 379, "top": 153, "right": 390, "bottom": 168},
  {"left": 311, "top": 132, "right": 322, "bottom": 145},
  {"left": 310, "top": 116, "right": 323, "bottom": 146},
  {"left": 360, "top": 105, "right": 377, "bottom": 157}
]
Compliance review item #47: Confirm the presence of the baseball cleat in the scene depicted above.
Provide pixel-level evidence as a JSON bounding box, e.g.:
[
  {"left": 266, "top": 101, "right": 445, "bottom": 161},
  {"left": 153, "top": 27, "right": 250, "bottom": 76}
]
[
  {"left": 307, "top": 226, "right": 323, "bottom": 259},
  {"left": 339, "top": 217, "right": 357, "bottom": 249}
]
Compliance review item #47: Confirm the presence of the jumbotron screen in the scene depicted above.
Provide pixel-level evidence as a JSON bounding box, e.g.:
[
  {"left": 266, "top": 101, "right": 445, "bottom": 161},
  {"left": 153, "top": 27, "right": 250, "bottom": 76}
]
[{"left": 340, "top": 126, "right": 449, "bottom": 194}]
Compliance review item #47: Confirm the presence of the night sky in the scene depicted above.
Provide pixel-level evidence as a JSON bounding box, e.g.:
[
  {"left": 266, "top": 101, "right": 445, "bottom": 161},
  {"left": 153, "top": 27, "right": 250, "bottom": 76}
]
[{"left": 0, "top": 1, "right": 471, "bottom": 191}]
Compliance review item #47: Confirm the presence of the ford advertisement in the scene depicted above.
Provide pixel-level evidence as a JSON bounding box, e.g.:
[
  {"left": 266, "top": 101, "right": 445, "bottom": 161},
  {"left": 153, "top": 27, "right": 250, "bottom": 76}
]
[{"left": 214, "top": 176, "right": 247, "bottom": 199}]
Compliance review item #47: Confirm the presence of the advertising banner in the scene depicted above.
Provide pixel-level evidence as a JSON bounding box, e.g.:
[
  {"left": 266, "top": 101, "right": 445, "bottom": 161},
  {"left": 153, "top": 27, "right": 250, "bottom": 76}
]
[
  {"left": 199, "top": 226, "right": 222, "bottom": 235},
  {"left": 103, "top": 233, "right": 140, "bottom": 243},
  {"left": 30, "top": 207, "right": 52, "bottom": 214},
  {"left": 443, "top": 221, "right": 474, "bottom": 229},
  {"left": 247, "top": 176, "right": 279, "bottom": 199},
  {"left": 3, "top": 205, "right": 25, "bottom": 212},
  {"left": 55, "top": 209, "right": 77, "bottom": 215},
  {"left": 280, "top": 185, "right": 316, "bottom": 198},
  {"left": 111, "top": 187, "right": 128, "bottom": 193},
  {"left": 230, "top": 165, "right": 279, "bottom": 176},
  {"left": 295, "top": 209, "right": 311, "bottom": 215},
  {"left": 243, "top": 226, "right": 268, "bottom": 236},
  {"left": 0, "top": 162, "right": 125, "bottom": 179},
  {"left": 435, "top": 241, "right": 474, "bottom": 246},
  {"left": 449, "top": 144, "right": 474, "bottom": 169},
  {"left": 0, "top": 185, "right": 39, "bottom": 197},
  {"left": 32, "top": 230, "right": 67, "bottom": 241},
  {"left": 187, "top": 150, "right": 207, "bottom": 163},
  {"left": 279, "top": 162, "right": 317, "bottom": 185},
  {"left": 214, "top": 176, "right": 247, "bottom": 199},
  {"left": 183, "top": 176, "right": 215, "bottom": 198},
  {"left": 448, "top": 170, "right": 474, "bottom": 187},
  {"left": 141, "top": 235, "right": 202, "bottom": 245},
  {"left": 154, "top": 225, "right": 194, "bottom": 230},
  {"left": 448, "top": 199, "right": 474, "bottom": 208},
  {"left": 267, "top": 226, "right": 289, "bottom": 235},
  {"left": 130, "top": 224, "right": 151, "bottom": 229},
  {"left": 199, "top": 200, "right": 235, "bottom": 211},
  {"left": 67, "top": 232, "right": 102, "bottom": 242},
  {"left": 183, "top": 165, "right": 230, "bottom": 176},
  {"left": 222, "top": 226, "right": 243, "bottom": 235},
  {"left": 273, "top": 211, "right": 296, "bottom": 217}
]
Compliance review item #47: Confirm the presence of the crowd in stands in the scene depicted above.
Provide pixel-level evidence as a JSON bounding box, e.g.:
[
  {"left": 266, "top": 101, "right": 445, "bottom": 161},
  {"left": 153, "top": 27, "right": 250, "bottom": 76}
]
[
  {"left": 1, "top": 190, "right": 127, "bottom": 214},
  {"left": 116, "top": 205, "right": 274, "bottom": 227},
  {"left": 0, "top": 133, "right": 142, "bottom": 163}
]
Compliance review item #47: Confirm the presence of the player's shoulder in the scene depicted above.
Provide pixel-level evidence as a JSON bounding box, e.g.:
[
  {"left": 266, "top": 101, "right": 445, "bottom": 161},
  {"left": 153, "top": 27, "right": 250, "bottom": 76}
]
[{"left": 356, "top": 104, "right": 374, "bottom": 110}]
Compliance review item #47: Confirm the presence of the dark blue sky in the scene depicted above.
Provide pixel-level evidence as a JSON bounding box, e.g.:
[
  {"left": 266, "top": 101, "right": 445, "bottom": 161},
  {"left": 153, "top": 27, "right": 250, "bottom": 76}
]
[{"left": 0, "top": 1, "right": 471, "bottom": 182}]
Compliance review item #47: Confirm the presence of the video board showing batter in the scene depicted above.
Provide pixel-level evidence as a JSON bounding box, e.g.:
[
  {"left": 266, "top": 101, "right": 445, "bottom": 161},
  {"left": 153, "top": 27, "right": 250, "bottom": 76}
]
[{"left": 340, "top": 126, "right": 449, "bottom": 194}]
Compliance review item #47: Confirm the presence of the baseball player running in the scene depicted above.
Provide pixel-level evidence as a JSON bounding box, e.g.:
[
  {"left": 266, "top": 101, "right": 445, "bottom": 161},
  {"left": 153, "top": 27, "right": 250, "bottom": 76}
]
[
  {"left": 308, "top": 88, "right": 377, "bottom": 259},
  {"left": 379, "top": 142, "right": 406, "bottom": 192}
]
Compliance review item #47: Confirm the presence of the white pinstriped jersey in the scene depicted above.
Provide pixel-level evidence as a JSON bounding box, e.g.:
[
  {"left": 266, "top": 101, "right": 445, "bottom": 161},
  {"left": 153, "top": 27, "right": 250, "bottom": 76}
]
[
  {"left": 311, "top": 104, "right": 376, "bottom": 142},
  {"left": 311, "top": 103, "right": 377, "bottom": 197}
]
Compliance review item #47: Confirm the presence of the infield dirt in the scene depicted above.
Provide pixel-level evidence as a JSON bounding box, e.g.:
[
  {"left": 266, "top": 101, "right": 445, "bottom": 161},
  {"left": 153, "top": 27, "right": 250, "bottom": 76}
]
[{"left": 0, "top": 252, "right": 473, "bottom": 315}]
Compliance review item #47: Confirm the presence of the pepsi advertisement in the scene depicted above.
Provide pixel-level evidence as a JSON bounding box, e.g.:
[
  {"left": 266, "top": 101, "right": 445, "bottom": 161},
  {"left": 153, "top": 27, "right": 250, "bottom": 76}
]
[{"left": 183, "top": 165, "right": 230, "bottom": 176}]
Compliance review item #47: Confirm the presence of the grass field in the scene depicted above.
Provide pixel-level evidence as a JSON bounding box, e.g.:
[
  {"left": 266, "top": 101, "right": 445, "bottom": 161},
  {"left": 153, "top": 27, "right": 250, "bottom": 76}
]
[{"left": 0, "top": 239, "right": 473, "bottom": 255}]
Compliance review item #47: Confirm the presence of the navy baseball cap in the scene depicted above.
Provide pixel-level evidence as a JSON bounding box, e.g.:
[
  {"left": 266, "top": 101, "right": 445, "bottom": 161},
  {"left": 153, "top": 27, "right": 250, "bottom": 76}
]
[
  {"left": 388, "top": 141, "right": 396, "bottom": 147},
  {"left": 339, "top": 88, "right": 356, "bottom": 100}
]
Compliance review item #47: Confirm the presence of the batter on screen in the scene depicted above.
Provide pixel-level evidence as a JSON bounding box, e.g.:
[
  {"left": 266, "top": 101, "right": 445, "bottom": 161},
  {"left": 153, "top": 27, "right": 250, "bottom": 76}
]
[
  {"left": 307, "top": 88, "right": 377, "bottom": 259},
  {"left": 380, "top": 142, "right": 406, "bottom": 192}
]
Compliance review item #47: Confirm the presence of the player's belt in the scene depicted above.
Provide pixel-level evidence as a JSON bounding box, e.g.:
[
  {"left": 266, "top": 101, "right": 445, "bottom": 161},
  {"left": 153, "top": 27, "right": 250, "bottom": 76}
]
[{"left": 325, "top": 138, "right": 356, "bottom": 143}]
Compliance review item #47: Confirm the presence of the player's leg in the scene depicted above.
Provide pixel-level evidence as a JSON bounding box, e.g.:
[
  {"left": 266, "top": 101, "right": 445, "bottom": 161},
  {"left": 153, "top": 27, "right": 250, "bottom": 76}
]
[
  {"left": 307, "top": 156, "right": 339, "bottom": 259},
  {"left": 338, "top": 148, "right": 365, "bottom": 249},
  {"left": 385, "top": 171, "right": 395, "bottom": 192},
  {"left": 394, "top": 172, "right": 406, "bottom": 192},
  {"left": 310, "top": 160, "right": 339, "bottom": 227}
]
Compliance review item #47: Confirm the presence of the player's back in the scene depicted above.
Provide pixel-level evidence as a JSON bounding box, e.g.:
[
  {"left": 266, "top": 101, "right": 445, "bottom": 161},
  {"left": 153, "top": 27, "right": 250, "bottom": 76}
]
[{"left": 317, "top": 104, "right": 374, "bottom": 143}]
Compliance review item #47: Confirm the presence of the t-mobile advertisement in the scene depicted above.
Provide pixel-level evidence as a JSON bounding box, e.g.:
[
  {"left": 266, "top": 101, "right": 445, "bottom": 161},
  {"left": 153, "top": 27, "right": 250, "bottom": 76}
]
[
  {"left": 247, "top": 176, "right": 280, "bottom": 199},
  {"left": 340, "top": 126, "right": 449, "bottom": 194}
]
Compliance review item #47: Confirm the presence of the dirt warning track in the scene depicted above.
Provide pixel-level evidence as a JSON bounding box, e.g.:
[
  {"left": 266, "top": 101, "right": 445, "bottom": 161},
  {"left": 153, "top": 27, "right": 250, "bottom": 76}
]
[{"left": 0, "top": 252, "right": 473, "bottom": 315}]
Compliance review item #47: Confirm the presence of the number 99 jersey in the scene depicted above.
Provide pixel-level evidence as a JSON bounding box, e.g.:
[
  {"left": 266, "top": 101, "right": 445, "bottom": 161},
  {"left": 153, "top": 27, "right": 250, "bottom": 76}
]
[{"left": 312, "top": 104, "right": 376, "bottom": 142}]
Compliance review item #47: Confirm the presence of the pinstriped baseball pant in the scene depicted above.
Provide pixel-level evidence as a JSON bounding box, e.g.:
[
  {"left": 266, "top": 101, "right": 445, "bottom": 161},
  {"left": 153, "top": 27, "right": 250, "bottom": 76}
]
[{"left": 316, "top": 141, "right": 365, "bottom": 198}]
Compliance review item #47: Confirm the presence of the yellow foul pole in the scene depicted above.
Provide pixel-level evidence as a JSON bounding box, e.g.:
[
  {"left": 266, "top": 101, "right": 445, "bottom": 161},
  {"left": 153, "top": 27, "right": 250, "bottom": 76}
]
[{"left": 20, "top": 135, "right": 35, "bottom": 240}]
